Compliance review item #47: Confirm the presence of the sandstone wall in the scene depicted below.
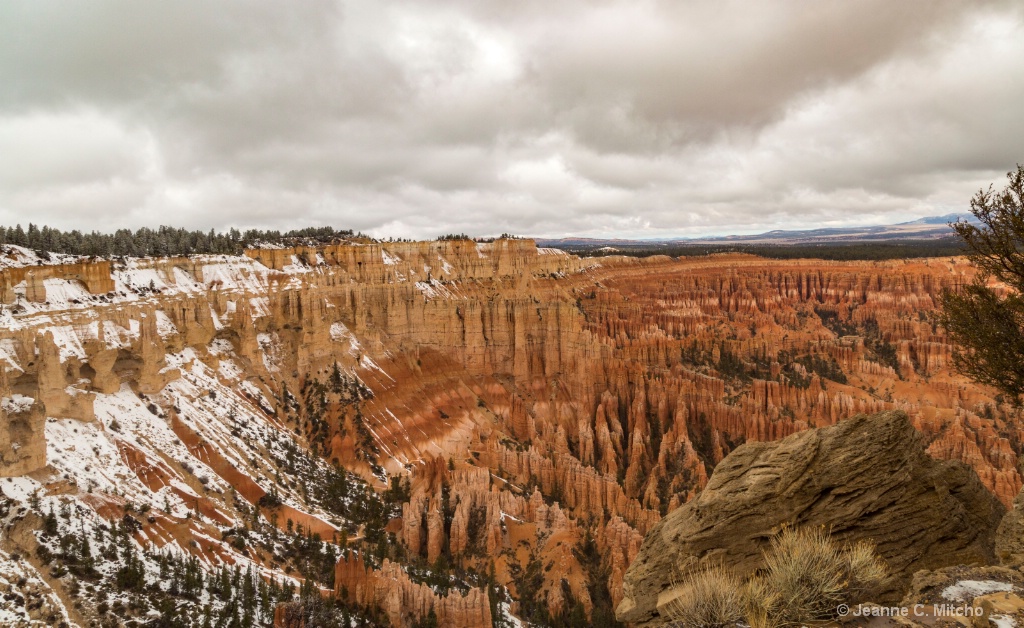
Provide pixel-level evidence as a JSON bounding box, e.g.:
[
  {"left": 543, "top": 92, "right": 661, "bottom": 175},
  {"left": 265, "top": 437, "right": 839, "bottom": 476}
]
[{"left": 1, "top": 259, "right": 115, "bottom": 303}]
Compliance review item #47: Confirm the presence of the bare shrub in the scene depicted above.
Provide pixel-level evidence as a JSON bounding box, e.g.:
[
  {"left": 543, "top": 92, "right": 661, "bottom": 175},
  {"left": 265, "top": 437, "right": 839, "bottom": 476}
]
[
  {"left": 742, "top": 577, "right": 780, "bottom": 628},
  {"left": 663, "top": 564, "right": 745, "bottom": 628},
  {"left": 664, "top": 528, "right": 888, "bottom": 627},
  {"left": 844, "top": 539, "right": 889, "bottom": 599},
  {"left": 757, "top": 527, "right": 888, "bottom": 624}
]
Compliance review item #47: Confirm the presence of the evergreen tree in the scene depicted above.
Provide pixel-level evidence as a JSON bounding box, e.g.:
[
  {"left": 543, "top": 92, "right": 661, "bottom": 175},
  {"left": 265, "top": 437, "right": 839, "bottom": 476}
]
[{"left": 940, "top": 165, "right": 1024, "bottom": 400}]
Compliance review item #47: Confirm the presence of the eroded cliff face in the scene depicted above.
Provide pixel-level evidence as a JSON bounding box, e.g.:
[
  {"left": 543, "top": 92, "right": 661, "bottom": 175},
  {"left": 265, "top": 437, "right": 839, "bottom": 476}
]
[{"left": 0, "top": 241, "right": 1019, "bottom": 626}]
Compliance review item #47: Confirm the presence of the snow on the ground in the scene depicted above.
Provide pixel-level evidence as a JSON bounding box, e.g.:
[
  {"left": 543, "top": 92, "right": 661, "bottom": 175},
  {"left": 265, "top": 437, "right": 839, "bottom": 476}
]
[
  {"left": 0, "top": 338, "right": 21, "bottom": 371},
  {"left": 159, "top": 348, "right": 340, "bottom": 526},
  {"left": 257, "top": 332, "right": 282, "bottom": 372},
  {"left": 46, "top": 412, "right": 199, "bottom": 520},
  {"left": 1, "top": 394, "right": 34, "bottom": 414},
  {"left": 39, "top": 278, "right": 94, "bottom": 309},
  {"left": 47, "top": 324, "right": 88, "bottom": 360},
  {"left": 498, "top": 602, "right": 524, "bottom": 628},
  {"left": 0, "top": 245, "right": 82, "bottom": 269},
  {"left": 942, "top": 579, "right": 1015, "bottom": 602},
  {"left": 415, "top": 279, "right": 457, "bottom": 300},
  {"left": 537, "top": 247, "right": 567, "bottom": 256},
  {"left": 0, "top": 545, "right": 73, "bottom": 627},
  {"left": 155, "top": 310, "right": 178, "bottom": 337},
  {"left": 330, "top": 321, "right": 362, "bottom": 357}
]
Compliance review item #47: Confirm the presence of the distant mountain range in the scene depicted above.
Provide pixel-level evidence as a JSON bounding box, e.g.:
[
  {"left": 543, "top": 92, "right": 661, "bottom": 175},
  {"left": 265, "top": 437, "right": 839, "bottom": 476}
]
[{"left": 537, "top": 213, "right": 978, "bottom": 248}]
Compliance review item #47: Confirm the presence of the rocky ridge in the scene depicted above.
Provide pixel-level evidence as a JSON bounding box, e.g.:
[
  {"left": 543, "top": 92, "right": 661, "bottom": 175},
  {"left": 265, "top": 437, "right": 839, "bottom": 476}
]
[{"left": 616, "top": 410, "right": 1006, "bottom": 626}]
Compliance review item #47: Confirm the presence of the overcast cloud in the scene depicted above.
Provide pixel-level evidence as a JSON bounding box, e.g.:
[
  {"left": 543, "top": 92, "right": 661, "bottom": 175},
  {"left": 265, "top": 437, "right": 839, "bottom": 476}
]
[{"left": 1, "top": 0, "right": 1022, "bottom": 239}]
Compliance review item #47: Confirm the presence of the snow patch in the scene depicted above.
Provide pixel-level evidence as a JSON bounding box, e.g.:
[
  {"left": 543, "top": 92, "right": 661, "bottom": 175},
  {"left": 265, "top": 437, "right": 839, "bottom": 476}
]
[
  {"left": 942, "top": 580, "right": 1015, "bottom": 602},
  {"left": 330, "top": 321, "right": 363, "bottom": 357},
  {"left": 2, "top": 393, "right": 35, "bottom": 414},
  {"left": 46, "top": 324, "right": 87, "bottom": 360}
]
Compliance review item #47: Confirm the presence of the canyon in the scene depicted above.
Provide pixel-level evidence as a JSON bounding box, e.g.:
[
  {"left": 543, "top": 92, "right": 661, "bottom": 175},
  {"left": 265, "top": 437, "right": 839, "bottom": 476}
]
[{"left": 0, "top": 237, "right": 1020, "bottom": 627}]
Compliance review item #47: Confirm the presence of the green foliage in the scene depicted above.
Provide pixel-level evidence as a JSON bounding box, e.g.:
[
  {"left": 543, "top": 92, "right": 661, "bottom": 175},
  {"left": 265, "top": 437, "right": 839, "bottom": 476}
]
[
  {"left": 257, "top": 485, "right": 283, "bottom": 509},
  {"left": 943, "top": 285, "right": 1024, "bottom": 398},
  {"left": 0, "top": 223, "right": 360, "bottom": 257},
  {"left": 508, "top": 549, "right": 548, "bottom": 625},
  {"left": 787, "top": 354, "right": 848, "bottom": 387},
  {"left": 860, "top": 319, "right": 900, "bottom": 376},
  {"left": 814, "top": 307, "right": 858, "bottom": 337},
  {"left": 573, "top": 530, "right": 625, "bottom": 628},
  {"left": 940, "top": 165, "right": 1024, "bottom": 399},
  {"left": 716, "top": 347, "right": 750, "bottom": 383},
  {"left": 413, "top": 607, "right": 440, "bottom": 628}
]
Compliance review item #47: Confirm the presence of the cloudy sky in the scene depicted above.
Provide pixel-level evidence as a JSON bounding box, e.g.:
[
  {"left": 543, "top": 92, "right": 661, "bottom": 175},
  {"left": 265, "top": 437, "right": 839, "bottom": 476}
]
[{"left": 1, "top": 1, "right": 1022, "bottom": 239}]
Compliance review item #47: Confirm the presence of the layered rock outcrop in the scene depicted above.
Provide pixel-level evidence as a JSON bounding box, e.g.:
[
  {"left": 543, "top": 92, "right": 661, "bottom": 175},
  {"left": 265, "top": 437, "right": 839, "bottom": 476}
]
[
  {"left": 1, "top": 259, "right": 114, "bottom": 303},
  {"left": 616, "top": 410, "right": 1006, "bottom": 627},
  {"left": 997, "top": 485, "right": 1024, "bottom": 567}
]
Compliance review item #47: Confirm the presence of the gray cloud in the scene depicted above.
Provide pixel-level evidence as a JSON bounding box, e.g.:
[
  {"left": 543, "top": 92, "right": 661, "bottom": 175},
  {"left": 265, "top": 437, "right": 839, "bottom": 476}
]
[{"left": 0, "top": 0, "right": 1021, "bottom": 239}]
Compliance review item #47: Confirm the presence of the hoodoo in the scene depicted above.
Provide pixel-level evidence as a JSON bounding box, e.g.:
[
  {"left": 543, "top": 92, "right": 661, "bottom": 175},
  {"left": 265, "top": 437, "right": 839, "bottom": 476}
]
[{"left": 0, "top": 239, "right": 1020, "bottom": 626}]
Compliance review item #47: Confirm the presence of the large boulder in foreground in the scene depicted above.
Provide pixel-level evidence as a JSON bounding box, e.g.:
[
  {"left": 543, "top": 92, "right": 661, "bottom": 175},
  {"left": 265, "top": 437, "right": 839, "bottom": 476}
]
[
  {"left": 616, "top": 411, "right": 1005, "bottom": 627},
  {"left": 996, "top": 485, "right": 1024, "bottom": 566}
]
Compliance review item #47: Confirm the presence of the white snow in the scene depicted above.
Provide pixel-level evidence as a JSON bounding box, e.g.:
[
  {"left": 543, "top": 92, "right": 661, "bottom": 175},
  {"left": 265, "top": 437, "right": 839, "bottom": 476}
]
[
  {"left": 0, "top": 244, "right": 82, "bottom": 269},
  {"left": 942, "top": 580, "right": 1015, "bottom": 602},
  {"left": 257, "top": 332, "right": 282, "bottom": 372},
  {"left": 0, "top": 338, "right": 21, "bottom": 371},
  {"left": 0, "top": 475, "right": 42, "bottom": 503},
  {"left": 0, "top": 547, "right": 73, "bottom": 627},
  {"left": 45, "top": 324, "right": 88, "bottom": 360},
  {"left": 498, "top": 602, "right": 523, "bottom": 628},
  {"left": 155, "top": 310, "right": 178, "bottom": 337},
  {"left": 538, "top": 247, "right": 567, "bottom": 256},
  {"left": 1, "top": 394, "right": 34, "bottom": 414},
  {"left": 414, "top": 279, "right": 458, "bottom": 300},
  {"left": 330, "top": 321, "right": 363, "bottom": 357},
  {"left": 39, "top": 277, "right": 94, "bottom": 308}
]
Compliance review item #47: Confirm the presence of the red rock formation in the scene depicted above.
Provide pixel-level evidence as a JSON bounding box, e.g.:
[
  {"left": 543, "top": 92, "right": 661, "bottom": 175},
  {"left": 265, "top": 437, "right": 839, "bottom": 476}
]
[
  {"left": 3, "top": 244, "right": 1022, "bottom": 623},
  {"left": 334, "top": 554, "right": 492, "bottom": 628}
]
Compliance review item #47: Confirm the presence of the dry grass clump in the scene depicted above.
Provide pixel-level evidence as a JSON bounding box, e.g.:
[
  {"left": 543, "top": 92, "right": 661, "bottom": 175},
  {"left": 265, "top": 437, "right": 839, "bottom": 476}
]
[
  {"left": 761, "top": 526, "right": 847, "bottom": 622},
  {"left": 844, "top": 539, "right": 890, "bottom": 598},
  {"left": 664, "top": 527, "right": 889, "bottom": 628},
  {"left": 741, "top": 577, "right": 780, "bottom": 628},
  {"left": 763, "top": 528, "right": 889, "bottom": 624},
  {"left": 663, "top": 564, "right": 745, "bottom": 628}
]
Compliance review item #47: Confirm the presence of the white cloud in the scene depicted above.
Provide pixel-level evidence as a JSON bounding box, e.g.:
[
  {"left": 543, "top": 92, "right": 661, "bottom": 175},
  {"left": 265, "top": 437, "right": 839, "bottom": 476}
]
[{"left": 0, "top": 0, "right": 1021, "bottom": 238}]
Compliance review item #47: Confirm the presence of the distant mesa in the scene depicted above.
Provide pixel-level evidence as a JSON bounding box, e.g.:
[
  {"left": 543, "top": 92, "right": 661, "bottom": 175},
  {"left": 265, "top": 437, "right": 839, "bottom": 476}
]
[{"left": 538, "top": 213, "right": 979, "bottom": 248}]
